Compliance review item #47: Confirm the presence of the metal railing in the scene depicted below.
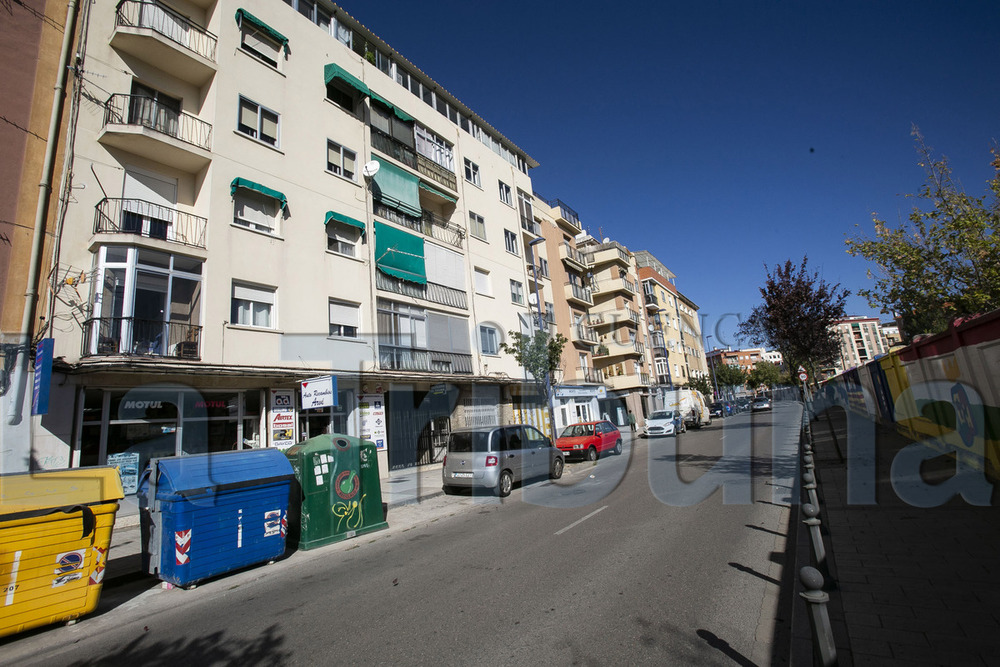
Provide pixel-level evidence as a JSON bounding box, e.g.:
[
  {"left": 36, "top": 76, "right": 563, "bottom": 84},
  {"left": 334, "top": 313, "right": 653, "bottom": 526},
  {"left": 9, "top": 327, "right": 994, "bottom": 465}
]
[
  {"left": 115, "top": 0, "right": 218, "bottom": 63},
  {"left": 644, "top": 291, "right": 659, "bottom": 307},
  {"left": 416, "top": 153, "right": 457, "bottom": 191},
  {"left": 560, "top": 242, "right": 592, "bottom": 267},
  {"left": 429, "top": 350, "right": 473, "bottom": 374},
  {"left": 370, "top": 127, "right": 418, "bottom": 169},
  {"left": 103, "top": 93, "right": 212, "bottom": 151},
  {"left": 520, "top": 216, "right": 541, "bottom": 236},
  {"left": 83, "top": 316, "right": 201, "bottom": 359},
  {"left": 573, "top": 324, "right": 598, "bottom": 343},
  {"left": 378, "top": 345, "right": 471, "bottom": 374},
  {"left": 565, "top": 282, "right": 593, "bottom": 304},
  {"left": 94, "top": 198, "right": 207, "bottom": 248},
  {"left": 575, "top": 367, "right": 604, "bottom": 383},
  {"left": 375, "top": 272, "right": 468, "bottom": 310},
  {"left": 373, "top": 203, "right": 464, "bottom": 249}
]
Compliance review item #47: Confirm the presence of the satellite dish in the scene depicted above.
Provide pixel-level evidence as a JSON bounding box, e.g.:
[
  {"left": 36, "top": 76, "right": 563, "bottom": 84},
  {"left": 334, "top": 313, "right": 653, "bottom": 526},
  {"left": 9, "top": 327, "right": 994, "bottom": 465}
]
[
  {"left": 647, "top": 324, "right": 655, "bottom": 332},
  {"left": 362, "top": 160, "right": 380, "bottom": 178},
  {"left": 528, "top": 293, "right": 538, "bottom": 305},
  {"left": 602, "top": 237, "right": 610, "bottom": 243}
]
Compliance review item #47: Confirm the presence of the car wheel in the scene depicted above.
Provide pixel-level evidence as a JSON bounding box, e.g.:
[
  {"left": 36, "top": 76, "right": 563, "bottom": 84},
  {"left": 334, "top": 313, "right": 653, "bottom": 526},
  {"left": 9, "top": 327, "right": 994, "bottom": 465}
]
[
  {"left": 496, "top": 470, "right": 513, "bottom": 498},
  {"left": 442, "top": 485, "right": 460, "bottom": 495},
  {"left": 586, "top": 447, "right": 598, "bottom": 462},
  {"left": 550, "top": 458, "right": 564, "bottom": 480},
  {"left": 613, "top": 439, "right": 622, "bottom": 455}
]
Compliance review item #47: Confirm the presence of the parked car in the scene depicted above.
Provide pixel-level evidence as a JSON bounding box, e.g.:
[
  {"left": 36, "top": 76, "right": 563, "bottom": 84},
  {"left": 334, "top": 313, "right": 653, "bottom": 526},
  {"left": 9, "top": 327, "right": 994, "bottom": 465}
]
[
  {"left": 643, "top": 410, "right": 685, "bottom": 437},
  {"left": 442, "top": 425, "right": 564, "bottom": 497},
  {"left": 751, "top": 396, "right": 772, "bottom": 412},
  {"left": 709, "top": 403, "right": 724, "bottom": 419},
  {"left": 555, "top": 420, "right": 622, "bottom": 461}
]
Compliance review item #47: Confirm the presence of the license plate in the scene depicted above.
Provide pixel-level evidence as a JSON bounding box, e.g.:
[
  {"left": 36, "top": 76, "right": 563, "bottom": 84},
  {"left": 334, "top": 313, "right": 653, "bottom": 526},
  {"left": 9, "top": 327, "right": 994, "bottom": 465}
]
[{"left": 452, "top": 472, "right": 473, "bottom": 478}]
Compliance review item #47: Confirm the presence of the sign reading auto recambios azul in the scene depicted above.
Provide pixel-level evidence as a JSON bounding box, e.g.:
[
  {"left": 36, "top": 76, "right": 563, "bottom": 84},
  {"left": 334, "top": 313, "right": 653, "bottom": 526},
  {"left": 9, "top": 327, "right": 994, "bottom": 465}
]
[{"left": 300, "top": 375, "right": 337, "bottom": 410}]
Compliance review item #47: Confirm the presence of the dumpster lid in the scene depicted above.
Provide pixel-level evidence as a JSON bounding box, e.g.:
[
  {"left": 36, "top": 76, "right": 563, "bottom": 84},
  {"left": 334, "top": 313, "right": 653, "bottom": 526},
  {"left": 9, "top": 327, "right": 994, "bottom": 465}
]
[
  {"left": 283, "top": 433, "right": 374, "bottom": 458},
  {"left": 0, "top": 467, "right": 124, "bottom": 515},
  {"left": 149, "top": 448, "right": 294, "bottom": 498}
]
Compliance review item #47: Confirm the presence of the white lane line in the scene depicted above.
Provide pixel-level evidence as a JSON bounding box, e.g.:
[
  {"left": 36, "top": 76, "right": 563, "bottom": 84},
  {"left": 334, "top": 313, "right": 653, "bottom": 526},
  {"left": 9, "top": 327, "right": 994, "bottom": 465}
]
[{"left": 555, "top": 505, "right": 609, "bottom": 535}]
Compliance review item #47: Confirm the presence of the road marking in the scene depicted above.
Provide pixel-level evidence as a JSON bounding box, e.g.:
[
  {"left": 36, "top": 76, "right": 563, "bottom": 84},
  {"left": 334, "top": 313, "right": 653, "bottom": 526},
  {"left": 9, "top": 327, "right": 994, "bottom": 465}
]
[{"left": 555, "top": 505, "right": 608, "bottom": 535}]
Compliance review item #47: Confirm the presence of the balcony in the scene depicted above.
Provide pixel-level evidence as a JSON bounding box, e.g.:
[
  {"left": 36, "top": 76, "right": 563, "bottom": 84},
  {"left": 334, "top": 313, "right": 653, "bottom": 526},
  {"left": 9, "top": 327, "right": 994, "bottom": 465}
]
[
  {"left": 643, "top": 291, "right": 660, "bottom": 310},
  {"left": 605, "top": 372, "right": 651, "bottom": 391},
  {"left": 373, "top": 202, "right": 464, "bottom": 249},
  {"left": 595, "top": 338, "right": 645, "bottom": 359},
  {"left": 416, "top": 154, "right": 457, "bottom": 193},
  {"left": 592, "top": 276, "right": 637, "bottom": 297},
  {"left": 378, "top": 345, "right": 472, "bottom": 374},
  {"left": 112, "top": 1, "right": 217, "bottom": 85},
  {"left": 591, "top": 308, "right": 641, "bottom": 328},
  {"left": 575, "top": 367, "right": 604, "bottom": 384},
  {"left": 558, "top": 242, "right": 592, "bottom": 271},
  {"left": 94, "top": 198, "right": 207, "bottom": 249},
  {"left": 547, "top": 198, "right": 582, "bottom": 232},
  {"left": 376, "top": 272, "right": 467, "bottom": 310},
  {"left": 591, "top": 241, "right": 631, "bottom": 268},
  {"left": 370, "top": 127, "right": 418, "bottom": 170},
  {"left": 83, "top": 316, "right": 201, "bottom": 359},
  {"left": 564, "top": 282, "right": 593, "bottom": 307},
  {"left": 99, "top": 94, "right": 212, "bottom": 172},
  {"left": 520, "top": 216, "right": 541, "bottom": 237},
  {"left": 570, "top": 324, "right": 599, "bottom": 346}
]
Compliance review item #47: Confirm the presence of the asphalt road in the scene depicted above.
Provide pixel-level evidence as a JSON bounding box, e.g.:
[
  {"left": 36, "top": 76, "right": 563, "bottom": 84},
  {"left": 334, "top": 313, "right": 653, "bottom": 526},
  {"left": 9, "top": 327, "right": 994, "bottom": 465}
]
[{"left": 2, "top": 403, "right": 802, "bottom": 666}]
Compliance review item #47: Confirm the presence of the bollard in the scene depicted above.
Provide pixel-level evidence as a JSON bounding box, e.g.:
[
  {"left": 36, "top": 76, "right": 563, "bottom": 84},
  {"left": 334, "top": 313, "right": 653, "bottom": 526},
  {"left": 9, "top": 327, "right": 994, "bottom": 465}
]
[
  {"left": 801, "top": 503, "right": 827, "bottom": 571},
  {"left": 803, "top": 453, "right": 815, "bottom": 472},
  {"left": 800, "top": 566, "right": 838, "bottom": 666},
  {"left": 802, "top": 471, "right": 820, "bottom": 507}
]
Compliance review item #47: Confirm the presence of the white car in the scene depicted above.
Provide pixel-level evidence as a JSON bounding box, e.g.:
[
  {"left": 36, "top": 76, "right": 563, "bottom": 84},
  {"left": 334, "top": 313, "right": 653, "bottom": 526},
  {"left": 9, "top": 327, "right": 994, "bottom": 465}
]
[{"left": 643, "top": 410, "right": 685, "bottom": 437}]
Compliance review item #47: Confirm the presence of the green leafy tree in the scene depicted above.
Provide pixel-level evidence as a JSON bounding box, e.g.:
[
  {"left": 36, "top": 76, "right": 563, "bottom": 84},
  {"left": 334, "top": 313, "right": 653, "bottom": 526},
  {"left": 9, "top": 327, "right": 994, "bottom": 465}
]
[
  {"left": 688, "top": 375, "right": 714, "bottom": 399},
  {"left": 845, "top": 129, "right": 1000, "bottom": 340},
  {"left": 499, "top": 330, "right": 568, "bottom": 384},
  {"left": 737, "top": 256, "right": 849, "bottom": 380},
  {"left": 747, "top": 361, "right": 783, "bottom": 391},
  {"left": 713, "top": 363, "right": 747, "bottom": 397}
]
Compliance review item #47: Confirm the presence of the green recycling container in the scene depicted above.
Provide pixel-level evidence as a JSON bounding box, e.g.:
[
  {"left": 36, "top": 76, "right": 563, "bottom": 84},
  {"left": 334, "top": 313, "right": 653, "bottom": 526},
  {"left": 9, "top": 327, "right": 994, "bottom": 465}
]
[{"left": 284, "top": 434, "right": 387, "bottom": 550}]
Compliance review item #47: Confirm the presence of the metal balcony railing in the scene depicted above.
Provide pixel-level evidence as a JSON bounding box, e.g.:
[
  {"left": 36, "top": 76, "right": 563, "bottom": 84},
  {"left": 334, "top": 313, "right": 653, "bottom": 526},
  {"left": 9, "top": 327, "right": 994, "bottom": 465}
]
[
  {"left": 378, "top": 345, "right": 472, "bottom": 374},
  {"left": 103, "top": 93, "right": 212, "bottom": 151},
  {"left": 375, "top": 272, "right": 468, "bottom": 310},
  {"left": 370, "top": 127, "right": 418, "bottom": 170},
  {"left": 559, "top": 242, "right": 592, "bottom": 267},
  {"left": 416, "top": 153, "right": 457, "bottom": 192},
  {"left": 115, "top": 0, "right": 218, "bottom": 63},
  {"left": 83, "top": 316, "right": 201, "bottom": 359},
  {"left": 565, "top": 282, "right": 593, "bottom": 304},
  {"left": 576, "top": 367, "right": 604, "bottom": 383},
  {"left": 94, "top": 198, "right": 207, "bottom": 248},
  {"left": 520, "top": 216, "right": 541, "bottom": 236},
  {"left": 372, "top": 203, "right": 464, "bottom": 249},
  {"left": 573, "top": 324, "right": 598, "bottom": 344}
]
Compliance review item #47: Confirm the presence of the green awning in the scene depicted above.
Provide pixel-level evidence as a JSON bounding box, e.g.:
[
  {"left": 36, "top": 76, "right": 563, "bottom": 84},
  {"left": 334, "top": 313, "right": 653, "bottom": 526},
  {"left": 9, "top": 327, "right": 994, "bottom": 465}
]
[
  {"left": 324, "top": 63, "right": 369, "bottom": 97},
  {"left": 325, "top": 210, "right": 366, "bottom": 237},
  {"left": 370, "top": 157, "right": 422, "bottom": 218},
  {"left": 369, "top": 91, "right": 414, "bottom": 123},
  {"left": 374, "top": 221, "right": 425, "bottom": 285},
  {"left": 235, "top": 9, "right": 288, "bottom": 50},
  {"left": 231, "top": 177, "right": 287, "bottom": 210},
  {"left": 418, "top": 181, "right": 457, "bottom": 203}
]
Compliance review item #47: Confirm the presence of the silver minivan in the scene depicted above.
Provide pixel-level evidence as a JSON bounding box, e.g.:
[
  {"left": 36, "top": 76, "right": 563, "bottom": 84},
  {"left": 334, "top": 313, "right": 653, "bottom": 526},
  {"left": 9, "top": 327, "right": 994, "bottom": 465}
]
[{"left": 442, "top": 425, "right": 565, "bottom": 497}]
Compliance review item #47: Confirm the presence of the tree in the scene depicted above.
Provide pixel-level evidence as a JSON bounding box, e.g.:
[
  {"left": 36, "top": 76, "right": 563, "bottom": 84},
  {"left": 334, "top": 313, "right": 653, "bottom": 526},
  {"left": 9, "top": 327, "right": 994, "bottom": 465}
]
[
  {"left": 737, "top": 256, "right": 849, "bottom": 378},
  {"left": 845, "top": 129, "right": 1000, "bottom": 340},
  {"left": 499, "top": 330, "right": 568, "bottom": 384},
  {"left": 713, "top": 363, "right": 747, "bottom": 398},
  {"left": 747, "top": 361, "right": 783, "bottom": 391},
  {"left": 688, "top": 375, "right": 714, "bottom": 399}
]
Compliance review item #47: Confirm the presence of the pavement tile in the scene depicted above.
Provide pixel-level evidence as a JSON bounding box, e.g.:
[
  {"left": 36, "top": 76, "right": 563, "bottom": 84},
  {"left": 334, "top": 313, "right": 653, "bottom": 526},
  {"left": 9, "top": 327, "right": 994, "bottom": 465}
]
[{"left": 850, "top": 638, "right": 894, "bottom": 658}]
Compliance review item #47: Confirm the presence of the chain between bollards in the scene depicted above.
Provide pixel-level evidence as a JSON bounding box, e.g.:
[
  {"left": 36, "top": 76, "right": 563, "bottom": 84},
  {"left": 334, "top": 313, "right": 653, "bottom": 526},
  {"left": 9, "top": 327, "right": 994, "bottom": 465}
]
[{"left": 800, "top": 566, "right": 838, "bottom": 666}]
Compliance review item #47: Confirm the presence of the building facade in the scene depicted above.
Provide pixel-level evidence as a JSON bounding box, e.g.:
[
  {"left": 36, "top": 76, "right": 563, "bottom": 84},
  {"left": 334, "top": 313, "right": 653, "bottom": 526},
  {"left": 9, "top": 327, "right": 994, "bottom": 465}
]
[{"left": 827, "top": 316, "right": 888, "bottom": 376}]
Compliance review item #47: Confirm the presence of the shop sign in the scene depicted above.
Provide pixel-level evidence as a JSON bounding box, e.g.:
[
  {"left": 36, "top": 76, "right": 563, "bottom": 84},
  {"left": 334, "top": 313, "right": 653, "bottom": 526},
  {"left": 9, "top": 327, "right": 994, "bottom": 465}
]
[
  {"left": 359, "top": 393, "right": 387, "bottom": 450},
  {"left": 301, "top": 375, "right": 337, "bottom": 409},
  {"left": 269, "top": 389, "right": 295, "bottom": 449}
]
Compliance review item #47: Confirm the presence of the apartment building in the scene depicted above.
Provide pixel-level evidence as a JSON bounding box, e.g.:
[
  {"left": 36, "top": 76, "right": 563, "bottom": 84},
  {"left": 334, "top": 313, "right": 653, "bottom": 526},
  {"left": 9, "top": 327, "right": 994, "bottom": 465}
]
[
  {"left": 4, "top": 0, "right": 556, "bottom": 477},
  {"left": 827, "top": 316, "right": 887, "bottom": 376}
]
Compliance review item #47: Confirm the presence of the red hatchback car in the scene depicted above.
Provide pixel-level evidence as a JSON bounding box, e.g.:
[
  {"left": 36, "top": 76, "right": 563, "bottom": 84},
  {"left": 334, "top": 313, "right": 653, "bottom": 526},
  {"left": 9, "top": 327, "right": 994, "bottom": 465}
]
[{"left": 555, "top": 420, "right": 623, "bottom": 461}]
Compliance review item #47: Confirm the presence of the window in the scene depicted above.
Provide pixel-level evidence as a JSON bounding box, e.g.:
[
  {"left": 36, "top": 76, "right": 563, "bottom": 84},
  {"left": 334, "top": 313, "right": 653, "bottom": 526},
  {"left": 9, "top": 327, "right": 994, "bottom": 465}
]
[
  {"left": 238, "top": 97, "right": 279, "bottom": 146},
  {"left": 510, "top": 280, "right": 524, "bottom": 305},
  {"left": 498, "top": 180, "right": 512, "bottom": 206},
  {"left": 463, "top": 159, "right": 480, "bottom": 187},
  {"left": 326, "top": 140, "right": 357, "bottom": 180},
  {"left": 538, "top": 258, "right": 549, "bottom": 278},
  {"left": 517, "top": 189, "right": 534, "bottom": 226},
  {"left": 234, "top": 188, "right": 280, "bottom": 234},
  {"left": 377, "top": 299, "right": 426, "bottom": 348},
  {"left": 480, "top": 325, "right": 499, "bottom": 355},
  {"left": 504, "top": 229, "right": 519, "bottom": 255},
  {"left": 414, "top": 125, "right": 454, "bottom": 171},
  {"left": 326, "top": 221, "right": 361, "bottom": 257},
  {"left": 232, "top": 282, "right": 274, "bottom": 329},
  {"left": 326, "top": 81, "right": 359, "bottom": 114},
  {"left": 329, "top": 299, "right": 359, "bottom": 337},
  {"left": 370, "top": 102, "right": 414, "bottom": 147},
  {"left": 474, "top": 267, "right": 491, "bottom": 295},
  {"left": 469, "top": 212, "right": 486, "bottom": 240},
  {"left": 239, "top": 22, "right": 281, "bottom": 68}
]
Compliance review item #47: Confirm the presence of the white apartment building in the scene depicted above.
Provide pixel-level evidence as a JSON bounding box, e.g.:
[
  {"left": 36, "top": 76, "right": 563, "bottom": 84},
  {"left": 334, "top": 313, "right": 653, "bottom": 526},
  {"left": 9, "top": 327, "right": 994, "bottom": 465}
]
[
  {"left": 828, "top": 316, "right": 887, "bottom": 375},
  {"left": 9, "top": 0, "right": 549, "bottom": 478}
]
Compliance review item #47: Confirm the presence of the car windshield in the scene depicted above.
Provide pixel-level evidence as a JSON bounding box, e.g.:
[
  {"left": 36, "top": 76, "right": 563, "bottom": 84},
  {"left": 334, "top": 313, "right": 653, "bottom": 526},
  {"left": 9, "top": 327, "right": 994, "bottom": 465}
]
[
  {"left": 449, "top": 431, "right": 492, "bottom": 453},
  {"left": 560, "top": 424, "right": 594, "bottom": 438},
  {"left": 649, "top": 411, "right": 674, "bottom": 420}
]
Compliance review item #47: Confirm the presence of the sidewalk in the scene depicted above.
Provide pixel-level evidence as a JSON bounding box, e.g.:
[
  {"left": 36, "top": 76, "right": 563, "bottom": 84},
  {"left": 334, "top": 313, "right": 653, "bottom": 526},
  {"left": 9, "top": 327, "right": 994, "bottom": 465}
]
[
  {"left": 104, "top": 461, "right": 445, "bottom": 584},
  {"left": 801, "top": 408, "right": 1000, "bottom": 665}
]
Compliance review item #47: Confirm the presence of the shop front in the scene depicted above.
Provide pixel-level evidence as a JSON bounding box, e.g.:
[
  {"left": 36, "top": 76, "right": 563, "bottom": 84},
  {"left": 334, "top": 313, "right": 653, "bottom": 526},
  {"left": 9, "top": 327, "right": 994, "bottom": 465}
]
[{"left": 553, "top": 384, "right": 606, "bottom": 433}]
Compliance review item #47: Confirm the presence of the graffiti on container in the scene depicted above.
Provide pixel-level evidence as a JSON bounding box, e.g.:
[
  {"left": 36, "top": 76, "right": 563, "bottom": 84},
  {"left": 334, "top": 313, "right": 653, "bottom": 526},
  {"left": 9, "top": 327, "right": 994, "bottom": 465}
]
[{"left": 332, "top": 494, "right": 366, "bottom": 532}]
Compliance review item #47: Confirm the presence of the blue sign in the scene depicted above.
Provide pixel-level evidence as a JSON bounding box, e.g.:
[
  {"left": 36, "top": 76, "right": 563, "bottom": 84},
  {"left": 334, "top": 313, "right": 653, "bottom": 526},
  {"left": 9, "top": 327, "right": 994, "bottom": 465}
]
[{"left": 31, "top": 338, "right": 54, "bottom": 416}]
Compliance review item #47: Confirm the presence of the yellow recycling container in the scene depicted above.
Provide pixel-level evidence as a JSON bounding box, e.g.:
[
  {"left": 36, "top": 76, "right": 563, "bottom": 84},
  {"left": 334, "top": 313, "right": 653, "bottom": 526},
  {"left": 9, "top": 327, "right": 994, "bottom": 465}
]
[{"left": 0, "top": 467, "right": 124, "bottom": 638}]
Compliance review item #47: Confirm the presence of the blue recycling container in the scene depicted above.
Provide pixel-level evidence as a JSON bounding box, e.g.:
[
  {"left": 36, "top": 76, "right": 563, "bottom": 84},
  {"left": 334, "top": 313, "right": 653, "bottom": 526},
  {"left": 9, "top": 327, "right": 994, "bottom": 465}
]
[{"left": 137, "top": 449, "right": 294, "bottom": 587}]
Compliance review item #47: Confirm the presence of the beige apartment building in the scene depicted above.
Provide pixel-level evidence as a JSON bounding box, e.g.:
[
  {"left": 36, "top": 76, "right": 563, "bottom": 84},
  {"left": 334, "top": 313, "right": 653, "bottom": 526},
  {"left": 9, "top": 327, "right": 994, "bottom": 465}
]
[
  {"left": 2, "top": 0, "right": 558, "bottom": 477},
  {"left": 826, "top": 316, "right": 888, "bottom": 376}
]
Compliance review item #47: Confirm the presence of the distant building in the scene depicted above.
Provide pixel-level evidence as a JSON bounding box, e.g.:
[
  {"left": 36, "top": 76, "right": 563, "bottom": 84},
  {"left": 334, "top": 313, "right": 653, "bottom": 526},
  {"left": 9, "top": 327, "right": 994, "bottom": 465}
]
[{"left": 825, "top": 316, "right": 888, "bottom": 376}]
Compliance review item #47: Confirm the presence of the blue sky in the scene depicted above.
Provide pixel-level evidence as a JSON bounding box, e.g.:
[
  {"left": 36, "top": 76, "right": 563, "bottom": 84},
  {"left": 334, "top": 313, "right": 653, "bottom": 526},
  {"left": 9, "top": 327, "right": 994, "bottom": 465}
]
[{"left": 335, "top": 0, "right": 999, "bottom": 350}]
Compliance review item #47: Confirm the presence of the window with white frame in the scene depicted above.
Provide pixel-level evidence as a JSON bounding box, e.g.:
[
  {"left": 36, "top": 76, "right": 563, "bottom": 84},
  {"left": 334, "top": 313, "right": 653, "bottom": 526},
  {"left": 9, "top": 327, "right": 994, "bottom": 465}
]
[
  {"left": 233, "top": 188, "right": 281, "bottom": 234},
  {"left": 239, "top": 22, "right": 282, "bottom": 68},
  {"left": 504, "top": 229, "right": 519, "bottom": 255},
  {"left": 474, "top": 267, "right": 491, "bottom": 296},
  {"left": 232, "top": 282, "right": 274, "bottom": 328},
  {"left": 326, "top": 140, "right": 357, "bottom": 180},
  {"left": 326, "top": 221, "right": 360, "bottom": 257},
  {"left": 480, "top": 325, "right": 499, "bottom": 355},
  {"left": 414, "top": 125, "right": 454, "bottom": 171},
  {"left": 510, "top": 280, "right": 524, "bottom": 305},
  {"left": 463, "top": 158, "right": 480, "bottom": 187},
  {"left": 237, "top": 96, "right": 279, "bottom": 146},
  {"left": 469, "top": 212, "right": 486, "bottom": 240},
  {"left": 377, "top": 299, "right": 426, "bottom": 349},
  {"left": 498, "top": 180, "right": 512, "bottom": 206},
  {"left": 329, "top": 299, "right": 359, "bottom": 337}
]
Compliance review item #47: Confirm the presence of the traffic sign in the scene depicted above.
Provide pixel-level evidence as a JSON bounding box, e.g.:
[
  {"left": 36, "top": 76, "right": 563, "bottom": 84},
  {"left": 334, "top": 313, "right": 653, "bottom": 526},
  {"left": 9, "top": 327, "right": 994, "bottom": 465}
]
[{"left": 798, "top": 371, "right": 809, "bottom": 382}]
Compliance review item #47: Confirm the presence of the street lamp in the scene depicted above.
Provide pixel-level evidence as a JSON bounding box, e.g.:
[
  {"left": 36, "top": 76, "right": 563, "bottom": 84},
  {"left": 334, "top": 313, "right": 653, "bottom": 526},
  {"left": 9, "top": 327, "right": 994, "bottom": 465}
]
[
  {"left": 706, "top": 334, "right": 720, "bottom": 401},
  {"left": 526, "top": 236, "right": 556, "bottom": 439}
]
